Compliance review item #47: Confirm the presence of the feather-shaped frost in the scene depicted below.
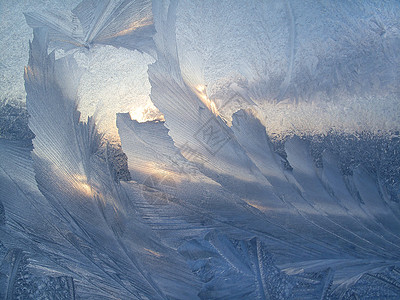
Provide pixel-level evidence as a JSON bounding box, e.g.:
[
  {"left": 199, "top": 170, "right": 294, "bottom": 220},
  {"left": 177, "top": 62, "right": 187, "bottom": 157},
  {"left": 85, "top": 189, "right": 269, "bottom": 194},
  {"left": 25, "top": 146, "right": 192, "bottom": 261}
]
[
  {"left": 1, "top": 0, "right": 400, "bottom": 299},
  {"left": 2, "top": 28, "right": 199, "bottom": 299},
  {"left": 24, "top": 0, "right": 155, "bottom": 54}
]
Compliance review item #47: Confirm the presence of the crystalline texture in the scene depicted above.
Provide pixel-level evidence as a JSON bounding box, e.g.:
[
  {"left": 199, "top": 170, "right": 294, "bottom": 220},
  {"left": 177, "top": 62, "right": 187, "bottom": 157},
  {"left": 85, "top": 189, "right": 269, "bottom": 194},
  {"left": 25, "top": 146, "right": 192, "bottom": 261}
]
[{"left": 0, "top": 0, "right": 399, "bottom": 299}]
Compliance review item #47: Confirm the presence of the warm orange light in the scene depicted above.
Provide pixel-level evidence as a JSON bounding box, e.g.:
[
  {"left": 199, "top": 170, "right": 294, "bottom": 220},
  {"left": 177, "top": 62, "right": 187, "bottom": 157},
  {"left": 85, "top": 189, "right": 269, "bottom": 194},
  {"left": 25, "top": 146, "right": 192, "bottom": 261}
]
[
  {"left": 195, "top": 85, "right": 219, "bottom": 116},
  {"left": 129, "top": 103, "right": 165, "bottom": 123},
  {"left": 144, "top": 248, "right": 162, "bottom": 257},
  {"left": 73, "top": 174, "right": 93, "bottom": 196},
  {"left": 102, "top": 18, "right": 153, "bottom": 39}
]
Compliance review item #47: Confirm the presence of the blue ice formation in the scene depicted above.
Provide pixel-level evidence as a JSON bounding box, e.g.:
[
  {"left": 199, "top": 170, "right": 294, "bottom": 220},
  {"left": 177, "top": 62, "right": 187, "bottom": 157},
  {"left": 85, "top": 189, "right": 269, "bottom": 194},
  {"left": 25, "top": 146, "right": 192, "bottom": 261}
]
[{"left": 1, "top": 0, "right": 400, "bottom": 299}]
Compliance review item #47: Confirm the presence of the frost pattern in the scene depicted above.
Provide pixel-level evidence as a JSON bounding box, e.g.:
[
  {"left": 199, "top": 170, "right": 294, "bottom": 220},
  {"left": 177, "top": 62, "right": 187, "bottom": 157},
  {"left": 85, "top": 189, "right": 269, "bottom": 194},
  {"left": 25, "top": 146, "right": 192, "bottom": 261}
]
[{"left": 0, "top": 0, "right": 399, "bottom": 299}]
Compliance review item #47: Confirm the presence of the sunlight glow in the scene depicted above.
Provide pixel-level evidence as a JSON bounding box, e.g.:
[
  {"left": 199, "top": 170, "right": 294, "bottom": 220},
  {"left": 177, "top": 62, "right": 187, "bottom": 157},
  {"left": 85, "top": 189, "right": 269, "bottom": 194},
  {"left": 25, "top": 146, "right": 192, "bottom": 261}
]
[
  {"left": 244, "top": 199, "right": 270, "bottom": 212},
  {"left": 144, "top": 248, "right": 162, "bottom": 257},
  {"left": 129, "top": 103, "right": 165, "bottom": 123},
  {"left": 101, "top": 16, "right": 154, "bottom": 39},
  {"left": 195, "top": 85, "right": 219, "bottom": 116},
  {"left": 73, "top": 174, "right": 93, "bottom": 197}
]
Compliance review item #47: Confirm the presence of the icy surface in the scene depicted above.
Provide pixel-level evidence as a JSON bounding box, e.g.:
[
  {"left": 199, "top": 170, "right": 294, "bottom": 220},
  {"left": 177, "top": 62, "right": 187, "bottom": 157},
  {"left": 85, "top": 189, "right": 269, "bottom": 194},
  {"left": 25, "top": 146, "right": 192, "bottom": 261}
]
[
  {"left": 0, "top": 0, "right": 400, "bottom": 299},
  {"left": 0, "top": 0, "right": 81, "bottom": 105},
  {"left": 74, "top": 45, "right": 155, "bottom": 140},
  {"left": 174, "top": 0, "right": 400, "bottom": 136}
]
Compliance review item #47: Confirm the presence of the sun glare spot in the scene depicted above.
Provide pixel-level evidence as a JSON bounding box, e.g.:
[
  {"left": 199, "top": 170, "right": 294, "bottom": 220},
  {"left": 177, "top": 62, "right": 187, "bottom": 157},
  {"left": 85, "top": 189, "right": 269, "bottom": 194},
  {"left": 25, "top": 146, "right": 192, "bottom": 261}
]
[
  {"left": 144, "top": 248, "right": 162, "bottom": 257},
  {"left": 196, "top": 85, "right": 206, "bottom": 93},
  {"left": 195, "top": 85, "right": 219, "bottom": 116},
  {"left": 129, "top": 103, "right": 165, "bottom": 123},
  {"left": 244, "top": 199, "right": 270, "bottom": 212},
  {"left": 73, "top": 174, "right": 93, "bottom": 196},
  {"left": 104, "top": 18, "right": 153, "bottom": 39}
]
